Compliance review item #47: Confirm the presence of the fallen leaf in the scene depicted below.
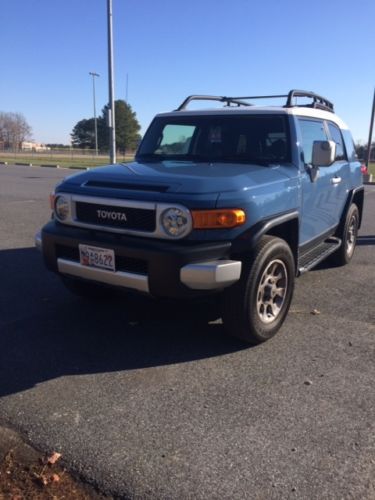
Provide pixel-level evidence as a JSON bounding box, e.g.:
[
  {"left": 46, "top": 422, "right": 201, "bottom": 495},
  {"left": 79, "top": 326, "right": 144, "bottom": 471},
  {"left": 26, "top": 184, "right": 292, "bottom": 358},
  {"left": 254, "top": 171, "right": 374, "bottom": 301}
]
[
  {"left": 50, "top": 473, "right": 60, "bottom": 482},
  {"left": 311, "top": 309, "right": 320, "bottom": 315},
  {"left": 47, "top": 451, "right": 62, "bottom": 465}
]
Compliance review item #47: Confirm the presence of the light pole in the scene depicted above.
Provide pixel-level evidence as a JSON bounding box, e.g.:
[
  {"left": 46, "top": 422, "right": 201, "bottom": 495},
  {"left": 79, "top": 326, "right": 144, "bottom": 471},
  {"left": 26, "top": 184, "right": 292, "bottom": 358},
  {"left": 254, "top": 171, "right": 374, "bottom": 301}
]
[
  {"left": 89, "top": 71, "right": 100, "bottom": 156},
  {"left": 107, "top": 0, "right": 116, "bottom": 164},
  {"left": 366, "top": 87, "right": 375, "bottom": 169}
]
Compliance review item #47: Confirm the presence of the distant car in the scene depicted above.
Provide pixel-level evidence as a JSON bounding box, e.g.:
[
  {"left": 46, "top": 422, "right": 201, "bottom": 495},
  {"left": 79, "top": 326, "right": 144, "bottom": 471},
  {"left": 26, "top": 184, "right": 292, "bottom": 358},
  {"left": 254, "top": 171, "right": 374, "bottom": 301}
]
[{"left": 36, "top": 90, "right": 364, "bottom": 344}]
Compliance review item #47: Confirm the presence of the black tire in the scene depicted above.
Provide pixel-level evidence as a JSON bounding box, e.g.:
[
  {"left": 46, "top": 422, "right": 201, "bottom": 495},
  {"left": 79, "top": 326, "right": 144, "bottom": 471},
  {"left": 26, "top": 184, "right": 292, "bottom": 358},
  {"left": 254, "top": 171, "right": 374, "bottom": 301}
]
[
  {"left": 332, "top": 203, "right": 359, "bottom": 266},
  {"left": 61, "top": 276, "right": 115, "bottom": 299},
  {"left": 222, "top": 236, "right": 295, "bottom": 344}
]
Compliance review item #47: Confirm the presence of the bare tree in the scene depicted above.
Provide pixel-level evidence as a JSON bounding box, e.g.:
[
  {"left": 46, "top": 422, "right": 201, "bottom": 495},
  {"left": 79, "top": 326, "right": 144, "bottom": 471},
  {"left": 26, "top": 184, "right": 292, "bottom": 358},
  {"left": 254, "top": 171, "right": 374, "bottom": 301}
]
[{"left": 0, "top": 111, "right": 32, "bottom": 151}]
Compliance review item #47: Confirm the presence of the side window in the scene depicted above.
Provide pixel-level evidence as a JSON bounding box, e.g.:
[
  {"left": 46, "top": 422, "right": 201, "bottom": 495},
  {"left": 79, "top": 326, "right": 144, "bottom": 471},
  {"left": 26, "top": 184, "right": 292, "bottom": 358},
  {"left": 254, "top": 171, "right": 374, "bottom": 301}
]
[
  {"left": 156, "top": 124, "right": 196, "bottom": 155},
  {"left": 327, "top": 122, "right": 347, "bottom": 161},
  {"left": 298, "top": 119, "right": 327, "bottom": 164}
]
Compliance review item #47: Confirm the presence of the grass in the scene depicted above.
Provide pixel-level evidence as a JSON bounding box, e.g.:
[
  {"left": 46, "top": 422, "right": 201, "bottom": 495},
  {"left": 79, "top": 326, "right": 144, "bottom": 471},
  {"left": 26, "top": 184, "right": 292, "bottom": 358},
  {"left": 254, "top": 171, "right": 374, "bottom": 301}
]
[
  {"left": 368, "top": 162, "right": 375, "bottom": 176},
  {"left": 0, "top": 153, "right": 133, "bottom": 169}
]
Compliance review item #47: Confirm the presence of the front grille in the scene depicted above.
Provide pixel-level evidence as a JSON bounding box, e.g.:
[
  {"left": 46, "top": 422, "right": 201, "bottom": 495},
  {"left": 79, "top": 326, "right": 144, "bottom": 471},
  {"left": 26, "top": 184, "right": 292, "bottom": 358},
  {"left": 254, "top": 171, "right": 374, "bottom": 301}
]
[
  {"left": 75, "top": 202, "right": 155, "bottom": 232},
  {"left": 56, "top": 245, "right": 148, "bottom": 275}
]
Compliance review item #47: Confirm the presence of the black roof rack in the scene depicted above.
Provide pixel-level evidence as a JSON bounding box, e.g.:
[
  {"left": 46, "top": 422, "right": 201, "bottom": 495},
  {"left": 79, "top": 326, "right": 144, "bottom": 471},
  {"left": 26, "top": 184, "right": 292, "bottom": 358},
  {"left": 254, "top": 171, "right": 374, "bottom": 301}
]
[
  {"left": 176, "top": 90, "right": 334, "bottom": 113},
  {"left": 285, "top": 90, "right": 334, "bottom": 112}
]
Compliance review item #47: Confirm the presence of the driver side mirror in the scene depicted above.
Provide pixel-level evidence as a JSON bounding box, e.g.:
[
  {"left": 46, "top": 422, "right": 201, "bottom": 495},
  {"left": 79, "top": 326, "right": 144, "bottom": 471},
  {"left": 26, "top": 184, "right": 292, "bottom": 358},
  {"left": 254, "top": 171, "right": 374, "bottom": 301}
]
[{"left": 311, "top": 140, "right": 336, "bottom": 167}]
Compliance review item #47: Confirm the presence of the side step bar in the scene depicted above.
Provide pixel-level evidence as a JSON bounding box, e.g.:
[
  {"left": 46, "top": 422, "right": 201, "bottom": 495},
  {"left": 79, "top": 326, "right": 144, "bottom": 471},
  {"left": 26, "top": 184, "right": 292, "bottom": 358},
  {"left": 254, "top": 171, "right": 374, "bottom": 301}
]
[{"left": 298, "top": 237, "right": 341, "bottom": 274}]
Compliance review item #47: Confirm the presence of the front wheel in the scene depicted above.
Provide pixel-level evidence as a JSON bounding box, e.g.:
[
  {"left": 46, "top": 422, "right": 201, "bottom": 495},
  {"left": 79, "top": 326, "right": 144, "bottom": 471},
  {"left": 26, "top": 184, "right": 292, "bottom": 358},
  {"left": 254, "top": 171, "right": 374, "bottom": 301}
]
[{"left": 222, "top": 236, "right": 295, "bottom": 344}]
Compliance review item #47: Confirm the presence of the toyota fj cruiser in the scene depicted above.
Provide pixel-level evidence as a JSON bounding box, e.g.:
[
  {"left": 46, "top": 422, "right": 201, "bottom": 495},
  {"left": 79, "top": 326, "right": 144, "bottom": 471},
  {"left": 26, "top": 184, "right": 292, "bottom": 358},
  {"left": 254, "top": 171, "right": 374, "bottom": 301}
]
[{"left": 36, "top": 90, "right": 364, "bottom": 344}]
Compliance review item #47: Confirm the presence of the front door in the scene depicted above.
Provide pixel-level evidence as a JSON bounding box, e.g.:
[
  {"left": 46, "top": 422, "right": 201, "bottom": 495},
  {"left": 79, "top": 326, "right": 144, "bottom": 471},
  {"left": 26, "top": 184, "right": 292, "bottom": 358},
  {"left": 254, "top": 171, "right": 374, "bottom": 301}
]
[{"left": 297, "top": 117, "right": 347, "bottom": 245}]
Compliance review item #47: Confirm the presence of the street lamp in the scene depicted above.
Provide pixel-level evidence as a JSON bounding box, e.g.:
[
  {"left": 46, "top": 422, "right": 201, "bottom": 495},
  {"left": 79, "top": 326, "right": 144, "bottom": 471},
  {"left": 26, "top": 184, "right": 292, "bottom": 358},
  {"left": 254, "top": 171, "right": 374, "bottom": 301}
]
[{"left": 89, "top": 71, "right": 100, "bottom": 156}]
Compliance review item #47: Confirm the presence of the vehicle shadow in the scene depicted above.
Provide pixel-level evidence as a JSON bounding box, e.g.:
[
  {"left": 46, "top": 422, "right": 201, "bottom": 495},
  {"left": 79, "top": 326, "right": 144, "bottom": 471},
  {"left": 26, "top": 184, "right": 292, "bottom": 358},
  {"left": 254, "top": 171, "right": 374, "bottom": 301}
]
[
  {"left": 0, "top": 247, "right": 247, "bottom": 397},
  {"left": 357, "top": 235, "right": 375, "bottom": 246}
]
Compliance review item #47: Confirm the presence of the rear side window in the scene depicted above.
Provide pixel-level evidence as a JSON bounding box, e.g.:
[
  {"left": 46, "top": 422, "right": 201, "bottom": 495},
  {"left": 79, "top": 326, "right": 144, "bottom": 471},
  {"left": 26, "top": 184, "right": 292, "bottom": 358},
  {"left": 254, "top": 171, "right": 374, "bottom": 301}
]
[
  {"left": 342, "top": 130, "right": 357, "bottom": 161},
  {"left": 298, "top": 119, "right": 327, "bottom": 164},
  {"left": 327, "top": 122, "right": 347, "bottom": 161}
]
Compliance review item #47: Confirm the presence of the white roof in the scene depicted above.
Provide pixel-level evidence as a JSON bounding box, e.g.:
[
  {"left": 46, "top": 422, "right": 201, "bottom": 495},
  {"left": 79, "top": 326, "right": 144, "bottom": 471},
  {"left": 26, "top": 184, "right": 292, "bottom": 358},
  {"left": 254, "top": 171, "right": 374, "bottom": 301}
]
[{"left": 158, "top": 106, "right": 349, "bottom": 130}]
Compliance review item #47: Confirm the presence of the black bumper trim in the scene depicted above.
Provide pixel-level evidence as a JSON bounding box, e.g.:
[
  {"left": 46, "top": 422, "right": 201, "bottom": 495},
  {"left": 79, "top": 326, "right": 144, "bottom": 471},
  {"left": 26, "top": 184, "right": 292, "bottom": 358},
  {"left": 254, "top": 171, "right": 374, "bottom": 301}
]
[{"left": 41, "top": 221, "right": 232, "bottom": 298}]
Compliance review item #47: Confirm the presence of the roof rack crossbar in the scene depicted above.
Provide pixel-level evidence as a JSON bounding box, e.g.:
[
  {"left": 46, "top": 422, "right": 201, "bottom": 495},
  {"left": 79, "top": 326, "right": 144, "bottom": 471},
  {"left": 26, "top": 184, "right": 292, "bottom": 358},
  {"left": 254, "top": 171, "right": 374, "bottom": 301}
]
[
  {"left": 229, "top": 94, "right": 288, "bottom": 100},
  {"left": 176, "top": 95, "right": 252, "bottom": 111},
  {"left": 176, "top": 90, "right": 334, "bottom": 113}
]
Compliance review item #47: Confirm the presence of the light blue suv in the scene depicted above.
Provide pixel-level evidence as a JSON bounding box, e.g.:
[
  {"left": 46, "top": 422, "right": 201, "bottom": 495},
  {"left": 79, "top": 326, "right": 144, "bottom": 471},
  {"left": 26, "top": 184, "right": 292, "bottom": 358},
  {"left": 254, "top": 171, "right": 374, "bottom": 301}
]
[{"left": 37, "top": 90, "right": 364, "bottom": 344}]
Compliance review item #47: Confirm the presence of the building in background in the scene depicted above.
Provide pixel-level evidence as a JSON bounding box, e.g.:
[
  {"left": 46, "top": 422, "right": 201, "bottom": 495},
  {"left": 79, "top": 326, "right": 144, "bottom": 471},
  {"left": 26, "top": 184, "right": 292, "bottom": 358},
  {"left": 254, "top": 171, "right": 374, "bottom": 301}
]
[{"left": 21, "top": 141, "right": 50, "bottom": 152}]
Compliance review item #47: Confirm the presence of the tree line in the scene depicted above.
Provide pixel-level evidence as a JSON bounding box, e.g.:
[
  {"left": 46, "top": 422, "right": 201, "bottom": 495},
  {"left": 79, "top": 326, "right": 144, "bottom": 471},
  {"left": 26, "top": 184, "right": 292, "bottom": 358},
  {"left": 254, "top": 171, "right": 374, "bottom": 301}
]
[
  {"left": 355, "top": 142, "right": 375, "bottom": 161},
  {"left": 71, "top": 100, "right": 141, "bottom": 152},
  {"left": 0, "top": 112, "right": 32, "bottom": 151}
]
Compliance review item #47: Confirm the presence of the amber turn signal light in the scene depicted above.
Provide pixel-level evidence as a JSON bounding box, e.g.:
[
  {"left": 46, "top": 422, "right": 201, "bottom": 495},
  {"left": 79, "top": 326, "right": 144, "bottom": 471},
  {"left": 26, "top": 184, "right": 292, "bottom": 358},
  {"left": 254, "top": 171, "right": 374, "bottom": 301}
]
[{"left": 192, "top": 209, "right": 246, "bottom": 229}]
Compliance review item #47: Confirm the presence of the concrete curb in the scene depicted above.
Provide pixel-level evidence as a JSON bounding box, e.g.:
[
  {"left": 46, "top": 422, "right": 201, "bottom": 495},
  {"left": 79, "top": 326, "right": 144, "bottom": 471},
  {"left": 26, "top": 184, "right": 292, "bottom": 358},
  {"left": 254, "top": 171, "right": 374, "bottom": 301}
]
[{"left": 3, "top": 162, "right": 87, "bottom": 170}]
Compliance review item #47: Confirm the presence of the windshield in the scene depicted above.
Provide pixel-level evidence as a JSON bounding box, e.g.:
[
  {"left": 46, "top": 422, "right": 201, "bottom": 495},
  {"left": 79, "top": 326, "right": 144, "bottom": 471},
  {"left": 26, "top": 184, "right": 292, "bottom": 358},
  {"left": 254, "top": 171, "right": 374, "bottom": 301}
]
[{"left": 136, "top": 114, "right": 291, "bottom": 164}]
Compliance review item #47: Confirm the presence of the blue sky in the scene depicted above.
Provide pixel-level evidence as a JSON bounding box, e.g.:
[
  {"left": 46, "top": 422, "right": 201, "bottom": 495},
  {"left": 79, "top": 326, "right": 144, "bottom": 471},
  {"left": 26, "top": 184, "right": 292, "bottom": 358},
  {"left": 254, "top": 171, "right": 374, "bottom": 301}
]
[{"left": 1, "top": 0, "right": 374, "bottom": 145}]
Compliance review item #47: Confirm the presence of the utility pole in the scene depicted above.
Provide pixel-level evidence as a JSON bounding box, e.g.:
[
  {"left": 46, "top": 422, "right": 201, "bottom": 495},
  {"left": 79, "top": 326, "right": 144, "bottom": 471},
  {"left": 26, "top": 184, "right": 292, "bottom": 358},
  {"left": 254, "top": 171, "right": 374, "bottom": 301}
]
[
  {"left": 107, "top": 0, "right": 116, "bottom": 164},
  {"left": 89, "top": 72, "right": 100, "bottom": 156},
  {"left": 366, "top": 87, "right": 375, "bottom": 168}
]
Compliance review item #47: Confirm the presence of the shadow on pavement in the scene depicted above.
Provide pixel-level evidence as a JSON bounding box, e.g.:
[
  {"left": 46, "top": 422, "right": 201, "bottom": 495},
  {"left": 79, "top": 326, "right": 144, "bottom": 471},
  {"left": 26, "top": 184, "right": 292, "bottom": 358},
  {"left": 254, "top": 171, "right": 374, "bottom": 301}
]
[
  {"left": 357, "top": 235, "right": 375, "bottom": 246},
  {"left": 0, "top": 247, "right": 247, "bottom": 397}
]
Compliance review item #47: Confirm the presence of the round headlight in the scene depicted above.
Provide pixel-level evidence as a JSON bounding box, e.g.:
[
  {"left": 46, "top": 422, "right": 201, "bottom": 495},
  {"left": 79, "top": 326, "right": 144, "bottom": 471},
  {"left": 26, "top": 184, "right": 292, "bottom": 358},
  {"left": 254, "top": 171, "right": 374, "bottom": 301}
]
[
  {"left": 160, "top": 207, "right": 191, "bottom": 238},
  {"left": 55, "top": 195, "right": 70, "bottom": 221}
]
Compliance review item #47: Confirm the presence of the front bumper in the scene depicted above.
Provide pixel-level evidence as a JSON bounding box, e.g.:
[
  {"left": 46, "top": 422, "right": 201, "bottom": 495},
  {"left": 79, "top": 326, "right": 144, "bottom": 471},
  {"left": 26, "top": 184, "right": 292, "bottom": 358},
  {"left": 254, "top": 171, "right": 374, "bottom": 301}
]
[{"left": 37, "top": 222, "right": 241, "bottom": 298}]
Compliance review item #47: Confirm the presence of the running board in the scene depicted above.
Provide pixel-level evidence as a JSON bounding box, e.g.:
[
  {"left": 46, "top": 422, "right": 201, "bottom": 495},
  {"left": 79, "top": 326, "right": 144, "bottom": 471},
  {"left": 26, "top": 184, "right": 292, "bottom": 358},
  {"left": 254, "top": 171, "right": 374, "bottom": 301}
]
[{"left": 298, "top": 237, "right": 341, "bottom": 274}]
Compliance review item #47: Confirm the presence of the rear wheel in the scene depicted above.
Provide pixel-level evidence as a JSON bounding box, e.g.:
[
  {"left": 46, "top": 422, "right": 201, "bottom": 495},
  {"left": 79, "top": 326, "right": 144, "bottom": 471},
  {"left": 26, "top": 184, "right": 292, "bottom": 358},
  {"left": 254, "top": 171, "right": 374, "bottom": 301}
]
[
  {"left": 332, "top": 203, "right": 359, "bottom": 266},
  {"left": 222, "top": 236, "right": 295, "bottom": 344}
]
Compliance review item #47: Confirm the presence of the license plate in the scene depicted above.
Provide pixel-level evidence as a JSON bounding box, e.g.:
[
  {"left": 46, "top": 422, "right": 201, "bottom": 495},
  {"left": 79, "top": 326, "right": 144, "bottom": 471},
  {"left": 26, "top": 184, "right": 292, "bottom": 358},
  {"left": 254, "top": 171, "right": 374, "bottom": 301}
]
[{"left": 79, "top": 244, "right": 116, "bottom": 272}]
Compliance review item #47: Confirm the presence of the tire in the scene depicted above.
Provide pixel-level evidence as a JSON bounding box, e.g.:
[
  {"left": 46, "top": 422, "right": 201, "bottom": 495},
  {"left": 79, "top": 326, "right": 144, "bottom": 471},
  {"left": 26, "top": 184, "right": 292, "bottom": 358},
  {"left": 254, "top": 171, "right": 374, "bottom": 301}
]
[
  {"left": 61, "top": 276, "right": 115, "bottom": 299},
  {"left": 332, "top": 203, "right": 359, "bottom": 266},
  {"left": 222, "top": 236, "right": 295, "bottom": 344}
]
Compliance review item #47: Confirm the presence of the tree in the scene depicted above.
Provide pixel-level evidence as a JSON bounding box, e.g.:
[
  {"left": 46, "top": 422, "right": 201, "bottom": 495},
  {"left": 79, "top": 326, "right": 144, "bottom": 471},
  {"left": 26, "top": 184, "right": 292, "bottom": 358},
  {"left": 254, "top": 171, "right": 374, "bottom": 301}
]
[
  {"left": 355, "top": 141, "right": 375, "bottom": 161},
  {"left": 0, "top": 111, "right": 32, "bottom": 151},
  {"left": 71, "top": 100, "right": 141, "bottom": 152},
  {"left": 110, "top": 100, "right": 141, "bottom": 152},
  {"left": 71, "top": 118, "right": 97, "bottom": 149}
]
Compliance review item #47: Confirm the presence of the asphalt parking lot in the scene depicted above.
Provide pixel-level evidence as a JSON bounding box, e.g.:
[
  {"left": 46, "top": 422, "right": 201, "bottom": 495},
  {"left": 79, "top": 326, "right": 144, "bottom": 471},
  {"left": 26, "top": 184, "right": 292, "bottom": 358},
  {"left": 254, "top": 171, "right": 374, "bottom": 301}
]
[{"left": 0, "top": 164, "right": 374, "bottom": 499}]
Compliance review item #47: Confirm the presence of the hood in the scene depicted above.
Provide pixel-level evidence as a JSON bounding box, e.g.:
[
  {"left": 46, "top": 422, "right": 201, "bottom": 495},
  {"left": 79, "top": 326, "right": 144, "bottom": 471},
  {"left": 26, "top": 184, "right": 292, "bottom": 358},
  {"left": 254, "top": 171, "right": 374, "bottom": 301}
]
[{"left": 60, "top": 160, "right": 294, "bottom": 196}]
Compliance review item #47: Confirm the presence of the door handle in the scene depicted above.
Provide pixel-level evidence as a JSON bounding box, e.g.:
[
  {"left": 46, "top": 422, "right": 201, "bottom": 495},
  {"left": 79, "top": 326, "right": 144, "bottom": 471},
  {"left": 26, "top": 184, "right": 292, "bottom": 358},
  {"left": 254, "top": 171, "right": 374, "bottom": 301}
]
[{"left": 331, "top": 176, "right": 342, "bottom": 185}]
